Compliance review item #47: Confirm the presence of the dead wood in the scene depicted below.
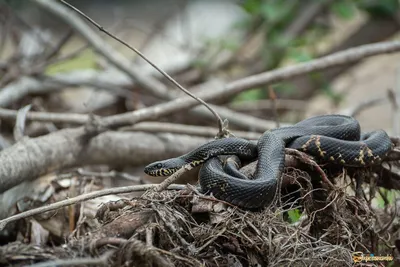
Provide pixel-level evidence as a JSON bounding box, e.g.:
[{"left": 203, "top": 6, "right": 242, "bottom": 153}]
[{"left": 0, "top": 129, "right": 208, "bottom": 193}]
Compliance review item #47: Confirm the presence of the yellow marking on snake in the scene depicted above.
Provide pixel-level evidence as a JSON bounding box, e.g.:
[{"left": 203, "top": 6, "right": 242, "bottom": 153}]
[
  {"left": 220, "top": 182, "right": 228, "bottom": 192},
  {"left": 314, "top": 135, "right": 326, "bottom": 157},
  {"left": 356, "top": 146, "right": 366, "bottom": 165},
  {"left": 301, "top": 135, "right": 317, "bottom": 151},
  {"left": 366, "top": 146, "right": 374, "bottom": 157},
  {"left": 190, "top": 160, "right": 204, "bottom": 168},
  {"left": 365, "top": 146, "right": 380, "bottom": 163},
  {"left": 163, "top": 169, "right": 171, "bottom": 175}
]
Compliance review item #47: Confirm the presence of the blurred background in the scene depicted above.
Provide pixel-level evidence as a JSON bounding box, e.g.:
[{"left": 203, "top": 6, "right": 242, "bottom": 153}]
[{"left": 0, "top": 0, "right": 399, "bottom": 133}]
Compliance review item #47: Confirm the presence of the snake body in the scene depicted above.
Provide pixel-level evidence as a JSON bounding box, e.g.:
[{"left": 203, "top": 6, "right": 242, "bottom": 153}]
[{"left": 144, "top": 115, "right": 392, "bottom": 209}]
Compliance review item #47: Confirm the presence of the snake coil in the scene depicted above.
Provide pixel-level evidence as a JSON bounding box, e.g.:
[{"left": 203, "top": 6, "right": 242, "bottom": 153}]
[{"left": 144, "top": 115, "right": 392, "bottom": 209}]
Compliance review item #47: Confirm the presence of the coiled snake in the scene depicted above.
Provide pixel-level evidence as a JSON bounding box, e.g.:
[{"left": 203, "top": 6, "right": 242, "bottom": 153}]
[{"left": 144, "top": 115, "right": 392, "bottom": 209}]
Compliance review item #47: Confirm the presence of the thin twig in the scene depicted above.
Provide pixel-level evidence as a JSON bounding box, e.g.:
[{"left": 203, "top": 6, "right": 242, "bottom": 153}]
[
  {"left": 150, "top": 202, "right": 193, "bottom": 250},
  {"left": 31, "top": 98, "right": 58, "bottom": 133},
  {"left": 26, "top": 250, "right": 115, "bottom": 267},
  {"left": 44, "top": 29, "right": 73, "bottom": 60},
  {"left": 4, "top": 2, "right": 53, "bottom": 49},
  {"left": 155, "top": 247, "right": 201, "bottom": 266},
  {"left": 33, "top": 0, "right": 169, "bottom": 98},
  {"left": 0, "top": 184, "right": 185, "bottom": 231},
  {"left": 58, "top": 0, "right": 225, "bottom": 136},
  {"left": 0, "top": 107, "right": 89, "bottom": 124},
  {"left": 153, "top": 165, "right": 194, "bottom": 192},
  {"left": 133, "top": 7, "right": 175, "bottom": 64},
  {"left": 377, "top": 197, "right": 398, "bottom": 235},
  {"left": 0, "top": 108, "right": 264, "bottom": 139},
  {"left": 123, "top": 122, "right": 262, "bottom": 140},
  {"left": 39, "top": 73, "right": 135, "bottom": 100},
  {"left": 46, "top": 42, "right": 90, "bottom": 66},
  {"left": 196, "top": 227, "right": 227, "bottom": 253},
  {"left": 285, "top": 148, "right": 334, "bottom": 189}
]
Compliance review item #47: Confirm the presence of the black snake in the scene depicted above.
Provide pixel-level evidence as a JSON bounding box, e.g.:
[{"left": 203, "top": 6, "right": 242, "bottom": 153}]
[{"left": 144, "top": 115, "right": 392, "bottom": 209}]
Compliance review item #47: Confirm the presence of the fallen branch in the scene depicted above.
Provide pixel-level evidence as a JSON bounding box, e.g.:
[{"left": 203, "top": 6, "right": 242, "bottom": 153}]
[
  {"left": 0, "top": 75, "right": 278, "bottom": 131},
  {"left": 0, "top": 107, "right": 265, "bottom": 139},
  {"left": 103, "top": 40, "right": 400, "bottom": 128},
  {"left": 1, "top": 41, "right": 399, "bottom": 131},
  {"left": 0, "top": 130, "right": 208, "bottom": 193}
]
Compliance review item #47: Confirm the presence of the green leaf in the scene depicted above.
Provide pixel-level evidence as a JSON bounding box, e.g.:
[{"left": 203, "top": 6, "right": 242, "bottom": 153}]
[
  {"left": 288, "top": 209, "right": 302, "bottom": 223},
  {"left": 331, "top": 1, "right": 356, "bottom": 20},
  {"left": 241, "top": 0, "right": 262, "bottom": 14}
]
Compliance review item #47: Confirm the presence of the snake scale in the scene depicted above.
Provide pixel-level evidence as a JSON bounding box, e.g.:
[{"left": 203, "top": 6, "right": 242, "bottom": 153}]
[{"left": 144, "top": 115, "right": 392, "bottom": 209}]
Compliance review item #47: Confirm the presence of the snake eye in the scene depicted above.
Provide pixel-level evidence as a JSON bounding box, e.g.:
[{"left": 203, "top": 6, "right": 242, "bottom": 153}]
[{"left": 156, "top": 163, "right": 162, "bottom": 169}]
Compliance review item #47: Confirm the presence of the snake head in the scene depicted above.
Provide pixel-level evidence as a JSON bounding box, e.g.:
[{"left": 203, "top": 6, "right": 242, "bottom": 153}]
[{"left": 144, "top": 158, "right": 184, "bottom": 177}]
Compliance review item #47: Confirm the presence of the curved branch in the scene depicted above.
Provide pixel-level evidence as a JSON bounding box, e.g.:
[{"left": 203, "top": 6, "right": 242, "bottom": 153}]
[{"left": 104, "top": 40, "right": 400, "bottom": 127}]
